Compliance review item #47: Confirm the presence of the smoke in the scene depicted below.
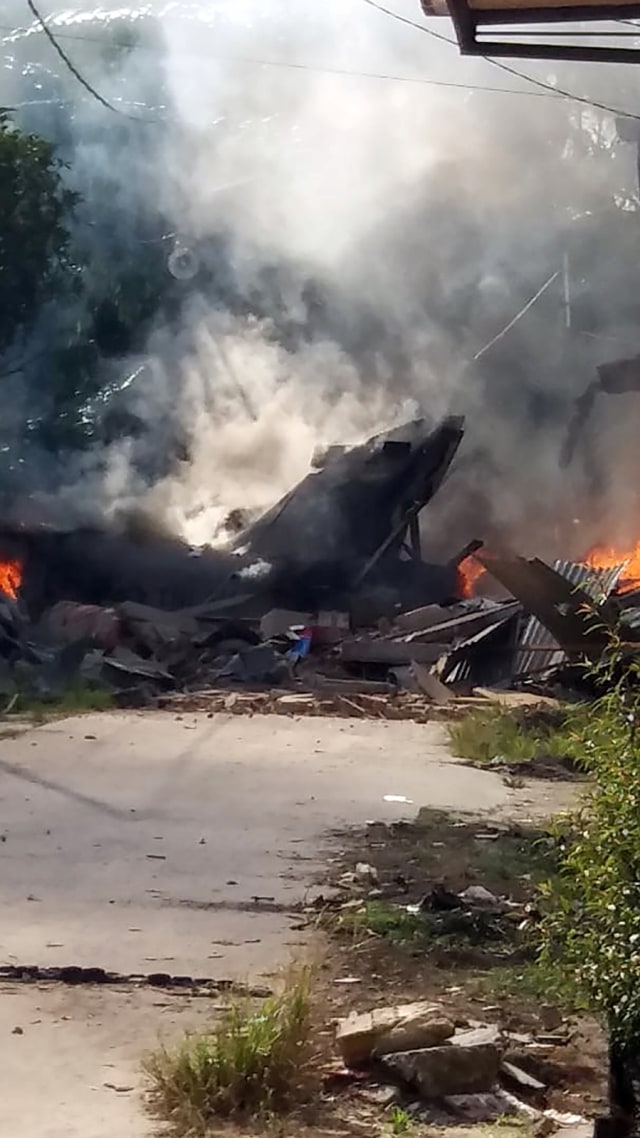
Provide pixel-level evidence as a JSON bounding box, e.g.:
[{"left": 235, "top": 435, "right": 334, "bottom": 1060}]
[{"left": 3, "top": 0, "right": 640, "bottom": 558}]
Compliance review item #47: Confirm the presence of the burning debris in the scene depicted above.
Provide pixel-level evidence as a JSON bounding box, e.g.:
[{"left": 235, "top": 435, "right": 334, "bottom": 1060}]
[{"left": 0, "top": 409, "right": 639, "bottom": 715}]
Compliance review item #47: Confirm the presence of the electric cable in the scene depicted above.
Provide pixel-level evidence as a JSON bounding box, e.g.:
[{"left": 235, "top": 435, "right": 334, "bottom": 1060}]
[
  {"left": 361, "top": 0, "right": 640, "bottom": 122},
  {"left": 25, "top": 0, "right": 157, "bottom": 122}
]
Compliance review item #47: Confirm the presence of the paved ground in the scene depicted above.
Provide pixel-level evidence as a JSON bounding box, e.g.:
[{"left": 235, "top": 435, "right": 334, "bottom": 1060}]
[{"left": 0, "top": 711, "right": 573, "bottom": 1137}]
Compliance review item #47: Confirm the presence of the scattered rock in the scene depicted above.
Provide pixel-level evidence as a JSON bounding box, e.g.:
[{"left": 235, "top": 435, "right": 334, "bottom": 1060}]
[
  {"left": 11, "top": 1026, "right": 23, "bottom": 1035},
  {"left": 544, "top": 1109, "right": 589, "bottom": 1127},
  {"left": 444, "top": 1090, "right": 517, "bottom": 1122},
  {"left": 453, "top": 1024, "right": 503, "bottom": 1049},
  {"left": 378, "top": 1012, "right": 457, "bottom": 1058},
  {"left": 502, "top": 1059, "right": 546, "bottom": 1092},
  {"left": 355, "top": 862, "right": 379, "bottom": 885},
  {"left": 357, "top": 1084, "right": 399, "bottom": 1106},
  {"left": 336, "top": 1002, "right": 454, "bottom": 1066},
  {"left": 383, "top": 1040, "right": 501, "bottom": 1097},
  {"left": 459, "top": 884, "right": 501, "bottom": 908},
  {"left": 539, "top": 1004, "right": 564, "bottom": 1032}
]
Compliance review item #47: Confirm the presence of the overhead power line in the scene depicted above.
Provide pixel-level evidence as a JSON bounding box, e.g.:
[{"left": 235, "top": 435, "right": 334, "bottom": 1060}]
[
  {"left": 473, "top": 270, "right": 559, "bottom": 361},
  {"left": 24, "top": 0, "right": 156, "bottom": 122},
  {"left": 361, "top": 0, "right": 640, "bottom": 122},
  {"left": 3, "top": 18, "right": 561, "bottom": 102},
  {"left": 12, "top": 0, "right": 640, "bottom": 122}
]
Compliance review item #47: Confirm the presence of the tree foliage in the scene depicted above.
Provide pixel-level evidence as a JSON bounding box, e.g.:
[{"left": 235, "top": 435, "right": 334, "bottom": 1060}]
[{"left": 0, "top": 109, "right": 77, "bottom": 353}]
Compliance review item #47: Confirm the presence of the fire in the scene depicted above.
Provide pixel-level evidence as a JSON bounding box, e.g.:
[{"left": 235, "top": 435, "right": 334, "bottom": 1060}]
[
  {"left": 0, "top": 559, "right": 22, "bottom": 601},
  {"left": 457, "top": 555, "right": 485, "bottom": 599},
  {"left": 585, "top": 540, "right": 640, "bottom": 594}
]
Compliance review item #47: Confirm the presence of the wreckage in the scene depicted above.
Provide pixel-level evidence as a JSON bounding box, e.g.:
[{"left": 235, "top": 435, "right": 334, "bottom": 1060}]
[
  {"left": 0, "top": 414, "right": 467, "bottom": 617},
  {"left": 0, "top": 410, "right": 638, "bottom": 710}
]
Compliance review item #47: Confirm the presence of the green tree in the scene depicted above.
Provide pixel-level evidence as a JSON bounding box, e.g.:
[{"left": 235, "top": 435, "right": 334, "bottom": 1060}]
[{"left": 0, "top": 109, "right": 77, "bottom": 353}]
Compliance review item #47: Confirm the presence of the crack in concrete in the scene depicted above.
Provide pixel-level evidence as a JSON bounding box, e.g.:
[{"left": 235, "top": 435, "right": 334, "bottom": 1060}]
[{"left": 0, "top": 963, "right": 271, "bottom": 996}]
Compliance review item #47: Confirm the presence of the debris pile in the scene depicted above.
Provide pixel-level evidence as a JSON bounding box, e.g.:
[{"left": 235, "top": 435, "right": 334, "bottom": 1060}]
[
  {"left": 0, "top": 412, "right": 639, "bottom": 710},
  {"left": 331, "top": 999, "right": 587, "bottom": 1128}
]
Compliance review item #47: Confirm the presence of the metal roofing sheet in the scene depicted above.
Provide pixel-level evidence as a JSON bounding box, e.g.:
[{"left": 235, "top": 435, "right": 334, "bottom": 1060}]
[{"left": 514, "top": 558, "right": 627, "bottom": 677}]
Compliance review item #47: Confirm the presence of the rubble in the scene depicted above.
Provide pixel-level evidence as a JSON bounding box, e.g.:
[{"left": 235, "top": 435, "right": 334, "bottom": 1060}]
[
  {"left": 501, "top": 1060, "right": 547, "bottom": 1093},
  {"left": 381, "top": 1037, "right": 501, "bottom": 1097},
  {"left": 0, "top": 410, "right": 639, "bottom": 711},
  {"left": 336, "top": 1002, "right": 455, "bottom": 1065}
]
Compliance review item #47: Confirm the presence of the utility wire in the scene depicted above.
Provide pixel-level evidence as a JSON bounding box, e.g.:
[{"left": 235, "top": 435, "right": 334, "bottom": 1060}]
[
  {"left": 14, "top": 0, "right": 640, "bottom": 121},
  {"left": 361, "top": 0, "right": 457, "bottom": 43},
  {"left": 488, "top": 55, "right": 640, "bottom": 120},
  {"left": 472, "top": 271, "right": 559, "bottom": 361},
  {"left": 361, "top": 0, "right": 640, "bottom": 122},
  {"left": 24, "top": 0, "right": 156, "bottom": 122},
  {"left": 1, "top": 20, "right": 562, "bottom": 101}
]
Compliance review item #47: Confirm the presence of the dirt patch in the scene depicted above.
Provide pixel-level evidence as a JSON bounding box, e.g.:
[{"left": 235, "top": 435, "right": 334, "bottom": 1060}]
[{"left": 315, "top": 809, "right": 606, "bottom": 1125}]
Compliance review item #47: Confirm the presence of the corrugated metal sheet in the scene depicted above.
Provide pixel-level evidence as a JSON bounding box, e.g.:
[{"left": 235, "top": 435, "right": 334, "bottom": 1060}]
[
  {"left": 514, "top": 558, "right": 627, "bottom": 677},
  {"left": 444, "top": 616, "right": 516, "bottom": 684}
]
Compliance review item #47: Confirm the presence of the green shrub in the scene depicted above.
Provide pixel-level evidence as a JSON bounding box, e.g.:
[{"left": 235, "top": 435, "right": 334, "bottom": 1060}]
[{"left": 538, "top": 651, "right": 640, "bottom": 1046}]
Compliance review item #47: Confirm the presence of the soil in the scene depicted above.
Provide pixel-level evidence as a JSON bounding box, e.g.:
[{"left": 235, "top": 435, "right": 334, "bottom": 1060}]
[{"left": 314, "top": 808, "right": 607, "bottom": 1126}]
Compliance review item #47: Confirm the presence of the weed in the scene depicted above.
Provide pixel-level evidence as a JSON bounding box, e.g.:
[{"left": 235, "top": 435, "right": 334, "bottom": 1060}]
[
  {"left": 447, "top": 704, "right": 585, "bottom": 768},
  {"left": 333, "top": 900, "right": 429, "bottom": 946},
  {"left": 481, "top": 960, "right": 587, "bottom": 1010},
  {"left": 389, "top": 1106, "right": 413, "bottom": 1134},
  {"left": 474, "top": 832, "right": 558, "bottom": 888},
  {"left": 8, "top": 683, "right": 114, "bottom": 719},
  {"left": 143, "top": 969, "right": 315, "bottom": 1134}
]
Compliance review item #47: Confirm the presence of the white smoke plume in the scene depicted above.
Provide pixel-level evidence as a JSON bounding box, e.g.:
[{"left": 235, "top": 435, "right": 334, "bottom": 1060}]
[{"left": 3, "top": 0, "right": 640, "bottom": 559}]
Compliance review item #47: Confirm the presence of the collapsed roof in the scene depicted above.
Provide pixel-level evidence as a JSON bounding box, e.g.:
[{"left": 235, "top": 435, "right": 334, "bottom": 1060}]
[{"left": 0, "top": 415, "right": 466, "bottom": 615}]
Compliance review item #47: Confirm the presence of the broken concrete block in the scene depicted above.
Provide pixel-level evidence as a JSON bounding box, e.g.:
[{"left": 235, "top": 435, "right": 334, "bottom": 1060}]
[
  {"left": 336, "top": 1002, "right": 454, "bottom": 1066},
  {"left": 377, "top": 1013, "right": 457, "bottom": 1059},
  {"left": 383, "top": 1041, "right": 500, "bottom": 1097},
  {"left": 501, "top": 1060, "right": 546, "bottom": 1092},
  {"left": 452, "top": 1025, "right": 503, "bottom": 1049}
]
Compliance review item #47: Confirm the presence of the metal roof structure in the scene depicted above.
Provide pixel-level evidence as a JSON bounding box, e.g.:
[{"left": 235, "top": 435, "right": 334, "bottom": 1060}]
[
  {"left": 514, "top": 557, "right": 627, "bottom": 677},
  {"left": 420, "top": 0, "right": 640, "bottom": 62}
]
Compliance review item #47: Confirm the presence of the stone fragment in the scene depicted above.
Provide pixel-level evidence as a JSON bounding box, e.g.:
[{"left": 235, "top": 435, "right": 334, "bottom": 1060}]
[
  {"left": 336, "top": 1002, "right": 454, "bottom": 1066},
  {"left": 383, "top": 1041, "right": 500, "bottom": 1097}
]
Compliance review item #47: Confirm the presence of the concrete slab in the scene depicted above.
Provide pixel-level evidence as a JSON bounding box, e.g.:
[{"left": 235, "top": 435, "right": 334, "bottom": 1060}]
[
  {"left": 0, "top": 710, "right": 550, "bottom": 978},
  {"left": 0, "top": 711, "right": 572, "bottom": 1138}
]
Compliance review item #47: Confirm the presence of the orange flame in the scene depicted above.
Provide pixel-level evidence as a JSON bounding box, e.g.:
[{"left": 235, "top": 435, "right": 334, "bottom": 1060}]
[
  {"left": 0, "top": 559, "right": 22, "bottom": 601},
  {"left": 457, "top": 555, "right": 486, "bottom": 599},
  {"left": 585, "top": 540, "right": 640, "bottom": 594}
]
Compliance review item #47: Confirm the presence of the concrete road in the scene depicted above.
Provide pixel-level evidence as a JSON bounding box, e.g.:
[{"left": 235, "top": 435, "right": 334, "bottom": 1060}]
[{"left": 0, "top": 711, "right": 569, "bottom": 1137}]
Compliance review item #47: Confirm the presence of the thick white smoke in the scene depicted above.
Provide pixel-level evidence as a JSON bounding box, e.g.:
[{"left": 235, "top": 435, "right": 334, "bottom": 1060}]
[{"left": 3, "top": 0, "right": 640, "bottom": 558}]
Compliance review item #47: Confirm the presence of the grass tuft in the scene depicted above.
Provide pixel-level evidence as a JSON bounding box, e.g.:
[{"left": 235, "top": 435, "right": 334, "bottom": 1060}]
[
  {"left": 334, "top": 899, "right": 429, "bottom": 945},
  {"left": 143, "top": 969, "right": 316, "bottom": 1134},
  {"left": 3, "top": 682, "right": 114, "bottom": 720},
  {"left": 447, "top": 705, "right": 583, "bottom": 768}
]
